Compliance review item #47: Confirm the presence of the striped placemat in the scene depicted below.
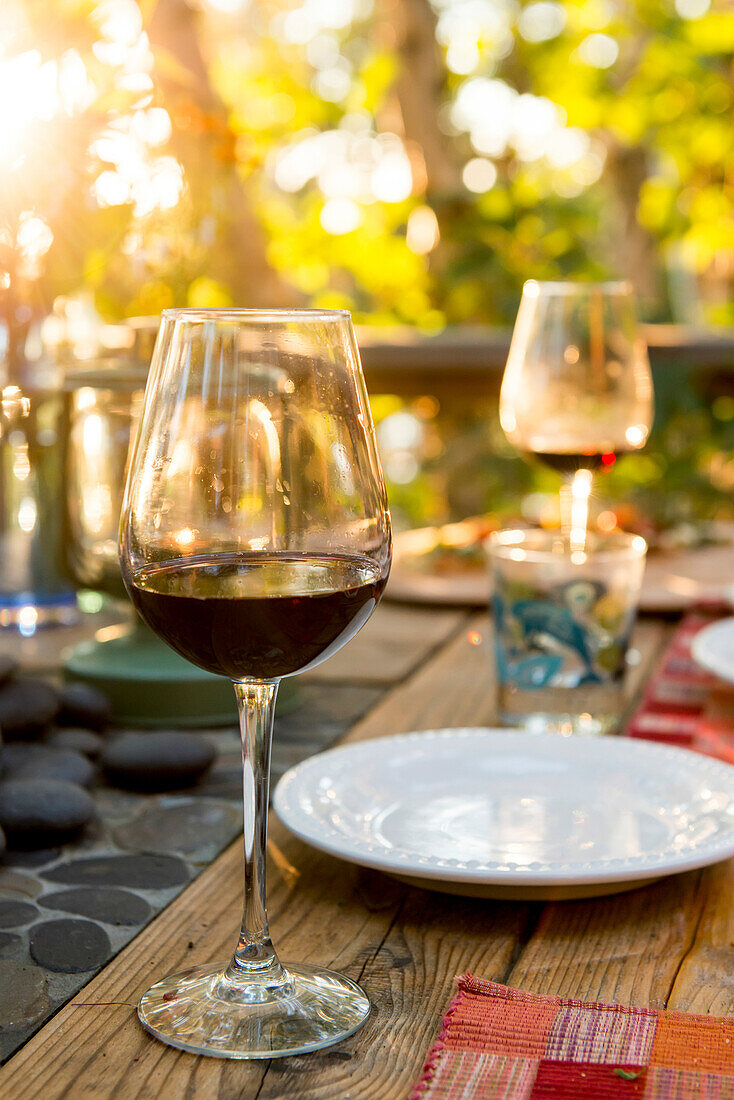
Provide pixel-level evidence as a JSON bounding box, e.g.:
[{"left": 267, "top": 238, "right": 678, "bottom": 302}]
[
  {"left": 411, "top": 976, "right": 734, "bottom": 1099},
  {"left": 627, "top": 612, "right": 734, "bottom": 763}
]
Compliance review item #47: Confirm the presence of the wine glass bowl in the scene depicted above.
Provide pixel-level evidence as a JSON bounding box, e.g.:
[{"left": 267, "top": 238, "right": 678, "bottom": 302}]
[
  {"left": 119, "top": 308, "right": 391, "bottom": 1058},
  {"left": 500, "top": 280, "right": 654, "bottom": 473}
]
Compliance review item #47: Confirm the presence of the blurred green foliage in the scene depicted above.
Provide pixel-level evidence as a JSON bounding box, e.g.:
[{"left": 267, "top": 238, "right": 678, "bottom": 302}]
[
  {"left": 2, "top": 0, "right": 733, "bottom": 531},
  {"left": 4, "top": 0, "right": 734, "bottom": 327}
]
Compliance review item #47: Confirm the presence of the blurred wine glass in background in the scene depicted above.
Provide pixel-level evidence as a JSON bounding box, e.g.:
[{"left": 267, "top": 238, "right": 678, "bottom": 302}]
[{"left": 500, "top": 281, "right": 654, "bottom": 549}]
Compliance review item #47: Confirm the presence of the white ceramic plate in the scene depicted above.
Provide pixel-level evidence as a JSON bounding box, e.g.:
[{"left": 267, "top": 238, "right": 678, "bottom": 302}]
[
  {"left": 691, "top": 617, "right": 734, "bottom": 684},
  {"left": 274, "top": 729, "right": 734, "bottom": 900}
]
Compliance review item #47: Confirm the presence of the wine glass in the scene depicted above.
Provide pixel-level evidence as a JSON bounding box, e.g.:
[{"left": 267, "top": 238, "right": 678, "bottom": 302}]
[
  {"left": 499, "top": 280, "right": 654, "bottom": 542},
  {"left": 119, "top": 308, "right": 391, "bottom": 1059}
]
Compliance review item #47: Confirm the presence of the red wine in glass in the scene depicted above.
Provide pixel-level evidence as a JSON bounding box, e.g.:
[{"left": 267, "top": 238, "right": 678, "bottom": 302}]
[
  {"left": 129, "top": 551, "right": 385, "bottom": 680},
  {"left": 523, "top": 447, "right": 634, "bottom": 476}
]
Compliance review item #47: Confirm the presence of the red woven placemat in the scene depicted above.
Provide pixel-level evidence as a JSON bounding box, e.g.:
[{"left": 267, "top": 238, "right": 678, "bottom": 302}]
[
  {"left": 411, "top": 976, "right": 734, "bottom": 1099},
  {"left": 627, "top": 613, "right": 734, "bottom": 763}
]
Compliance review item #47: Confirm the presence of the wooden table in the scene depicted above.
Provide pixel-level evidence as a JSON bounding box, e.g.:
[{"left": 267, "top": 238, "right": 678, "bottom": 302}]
[{"left": 2, "top": 604, "right": 733, "bottom": 1099}]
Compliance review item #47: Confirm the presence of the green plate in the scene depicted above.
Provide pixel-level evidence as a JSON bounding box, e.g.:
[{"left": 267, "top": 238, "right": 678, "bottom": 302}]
[{"left": 62, "top": 620, "right": 297, "bottom": 728}]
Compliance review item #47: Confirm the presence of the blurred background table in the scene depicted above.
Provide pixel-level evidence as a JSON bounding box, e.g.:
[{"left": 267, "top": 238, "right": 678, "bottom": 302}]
[{"left": 2, "top": 596, "right": 731, "bottom": 1099}]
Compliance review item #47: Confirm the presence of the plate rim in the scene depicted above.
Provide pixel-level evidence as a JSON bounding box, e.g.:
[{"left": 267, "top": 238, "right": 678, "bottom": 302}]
[
  {"left": 691, "top": 617, "right": 734, "bottom": 685},
  {"left": 273, "top": 728, "right": 734, "bottom": 887}
]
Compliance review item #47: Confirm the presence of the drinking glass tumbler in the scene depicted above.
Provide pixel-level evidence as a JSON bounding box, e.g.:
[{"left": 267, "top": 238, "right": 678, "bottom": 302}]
[{"left": 488, "top": 529, "right": 647, "bottom": 736}]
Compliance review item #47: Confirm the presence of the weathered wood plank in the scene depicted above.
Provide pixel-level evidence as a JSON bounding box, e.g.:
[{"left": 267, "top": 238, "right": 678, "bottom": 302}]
[
  {"left": 505, "top": 872, "right": 704, "bottom": 1010},
  {"left": 622, "top": 617, "right": 674, "bottom": 714},
  {"left": 303, "top": 602, "right": 466, "bottom": 685},
  {"left": 253, "top": 890, "right": 532, "bottom": 1100},
  {"left": 667, "top": 858, "right": 734, "bottom": 1016},
  {"left": 343, "top": 613, "right": 495, "bottom": 740}
]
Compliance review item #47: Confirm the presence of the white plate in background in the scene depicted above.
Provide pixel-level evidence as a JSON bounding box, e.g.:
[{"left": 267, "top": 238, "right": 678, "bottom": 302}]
[
  {"left": 274, "top": 729, "right": 734, "bottom": 900},
  {"left": 691, "top": 617, "right": 734, "bottom": 685}
]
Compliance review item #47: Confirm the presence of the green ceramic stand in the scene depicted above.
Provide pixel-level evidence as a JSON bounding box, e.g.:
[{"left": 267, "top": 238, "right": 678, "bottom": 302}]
[{"left": 62, "top": 616, "right": 296, "bottom": 728}]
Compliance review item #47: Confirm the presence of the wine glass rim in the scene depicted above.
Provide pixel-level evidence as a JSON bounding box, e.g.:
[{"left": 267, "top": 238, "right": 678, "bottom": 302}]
[
  {"left": 488, "top": 527, "right": 648, "bottom": 562},
  {"left": 161, "top": 307, "right": 352, "bottom": 322},
  {"left": 523, "top": 279, "right": 634, "bottom": 296}
]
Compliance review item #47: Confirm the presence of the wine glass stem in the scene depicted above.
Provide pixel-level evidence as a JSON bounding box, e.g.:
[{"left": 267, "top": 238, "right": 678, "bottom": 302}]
[
  {"left": 560, "top": 469, "right": 593, "bottom": 551},
  {"left": 216, "top": 678, "right": 291, "bottom": 1003},
  {"left": 559, "top": 478, "right": 573, "bottom": 540}
]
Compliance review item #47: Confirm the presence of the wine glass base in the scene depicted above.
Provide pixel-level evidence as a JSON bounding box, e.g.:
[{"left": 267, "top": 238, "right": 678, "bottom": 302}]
[{"left": 137, "top": 962, "right": 370, "bottom": 1059}]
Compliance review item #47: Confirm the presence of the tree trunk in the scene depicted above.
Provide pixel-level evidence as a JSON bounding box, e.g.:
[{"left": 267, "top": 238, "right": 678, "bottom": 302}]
[
  {"left": 376, "top": 0, "right": 462, "bottom": 196},
  {"left": 603, "top": 142, "right": 662, "bottom": 313},
  {"left": 147, "top": 0, "right": 296, "bottom": 307}
]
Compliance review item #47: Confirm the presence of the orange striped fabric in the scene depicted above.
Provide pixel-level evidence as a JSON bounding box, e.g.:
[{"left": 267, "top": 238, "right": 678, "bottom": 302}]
[{"left": 411, "top": 977, "right": 734, "bottom": 1099}]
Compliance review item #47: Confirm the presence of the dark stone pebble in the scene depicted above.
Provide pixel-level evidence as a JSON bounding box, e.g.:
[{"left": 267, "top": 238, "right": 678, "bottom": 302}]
[
  {"left": 0, "top": 655, "right": 18, "bottom": 685},
  {"left": 3, "top": 744, "right": 95, "bottom": 788},
  {"left": 45, "top": 728, "right": 103, "bottom": 759},
  {"left": 0, "top": 678, "right": 59, "bottom": 741},
  {"left": 189, "top": 764, "right": 242, "bottom": 801},
  {"left": 44, "top": 853, "right": 189, "bottom": 890},
  {"left": 39, "top": 887, "right": 151, "bottom": 927},
  {"left": 113, "top": 800, "right": 239, "bottom": 862},
  {"left": 0, "top": 779, "right": 95, "bottom": 848},
  {"left": 0, "top": 960, "right": 50, "bottom": 1028},
  {"left": 101, "top": 732, "right": 215, "bottom": 792},
  {"left": 3, "top": 847, "right": 61, "bottom": 868},
  {"left": 57, "top": 683, "right": 112, "bottom": 731},
  {"left": 29, "top": 918, "right": 111, "bottom": 973},
  {"left": 0, "top": 900, "right": 38, "bottom": 928}
]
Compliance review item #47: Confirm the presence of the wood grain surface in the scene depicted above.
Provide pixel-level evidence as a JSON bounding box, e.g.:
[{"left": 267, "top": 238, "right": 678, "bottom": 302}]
[{"left": 2, "top": 609, "right": 728, "bottom": 1100}]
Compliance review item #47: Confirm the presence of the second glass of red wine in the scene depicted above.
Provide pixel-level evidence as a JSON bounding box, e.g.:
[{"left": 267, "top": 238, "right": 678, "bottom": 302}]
[
  {"left": 119, "top": 308, "right": 392, "bottom": 1058},
  {"left": 499, "top": 280, "right": 654, "bottom": 482}
]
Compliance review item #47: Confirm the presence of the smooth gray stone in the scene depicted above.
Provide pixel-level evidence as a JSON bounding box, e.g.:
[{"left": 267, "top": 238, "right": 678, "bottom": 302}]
[
  {"left": 30, "top": 918, "right": 111, "bottom": 973},
  {"left": 0, "top": 678, "right": 59, "bottom": 741},
  {"left": 101, "top": 732, "right": 215, "bottom": 792},
  {"left": 45, "top": 728, "right": 103, "bottom": 759},
  {"left": 57, "top": 684, "right": 112, "bottom": 731},
  {"left": 39, "top": 887, "right": 151, "bottom": 927},
  {"left": 0, "top": 960, "right": 49, "bottom": 1029},
  {"left": 3, "top": 848, "right": 61, "bottom": 869},
  {"left": 0, "top": 900, "right": 38, "bottom": 928},
  {"left": 113, "top": 801, "right": 240, "bottom": 862},
  {"left": 189, "top": 764, "right": 242, "bottom": 801},
  {"left": 0, "top": 932, "right": 22, "bottom": 957},
  {"left": 3, "top": 745, "right": 95, "bottom": 788},
  {"left": 43, "top": 853, "right": 189, "bottom": 889},
  {"left": 0, "top": 780, "right": 95, "bottom": 848},
  {"left": 0, "top": 871, "right": 43, "bottom": 899}
]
